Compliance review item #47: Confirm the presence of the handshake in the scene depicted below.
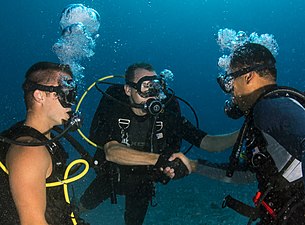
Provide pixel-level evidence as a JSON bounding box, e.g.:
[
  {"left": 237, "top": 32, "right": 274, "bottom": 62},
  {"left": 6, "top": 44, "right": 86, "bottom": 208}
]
[{"left": 153, "top": 152, "right": 192, "bottom": 184}]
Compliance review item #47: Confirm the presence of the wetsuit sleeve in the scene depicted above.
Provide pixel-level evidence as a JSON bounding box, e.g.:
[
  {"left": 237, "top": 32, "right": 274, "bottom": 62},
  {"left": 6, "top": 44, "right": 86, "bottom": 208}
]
[
  {"left": 178, "top": 116, "right": 207, "bottom": 148},
  {"left": 164, "top": 96, "right": 206, "bottom": 149},
  {"left": 254, "top": 97, "right": 305, "bottom": 186}
]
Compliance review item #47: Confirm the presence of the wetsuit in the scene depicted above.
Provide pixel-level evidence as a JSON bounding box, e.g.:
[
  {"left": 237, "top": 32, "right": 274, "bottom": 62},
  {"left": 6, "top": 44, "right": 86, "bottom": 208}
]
[
  {"left": 219, "top": 86, "right": 305, "bottom": 224},
  {"left": 247, "top": 87, "right": 305, "bottom": 224},
  {"left": 80, "top": 85, "right": 206, "bottom": 225},
  {"left": 0, "top": 123, "right": 88, "bottom": 225}
]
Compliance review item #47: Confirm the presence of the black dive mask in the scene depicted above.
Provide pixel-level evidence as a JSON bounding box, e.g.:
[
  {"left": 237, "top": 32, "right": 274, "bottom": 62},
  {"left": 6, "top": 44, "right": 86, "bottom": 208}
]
[
  {"left": 126, "top": 75, "right": 166, "bottom": 98},
  {"left": 23, "top": 76, "right": 77, "bottom": 108},
  {"left": 218, "top": 64, "right": 275, "bottom": 119},
  {"left": 217, "top": 64, "right": 275, "bottom": 94}
]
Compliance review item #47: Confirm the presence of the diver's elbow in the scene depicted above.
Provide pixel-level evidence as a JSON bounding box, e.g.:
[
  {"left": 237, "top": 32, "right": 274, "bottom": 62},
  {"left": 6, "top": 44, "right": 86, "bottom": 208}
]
[
  {"left": 104, "top": 152, "right": 112, "bottom": 161},
  {"left": 104, "top": 142, "right": 115, "bottom": 162}
]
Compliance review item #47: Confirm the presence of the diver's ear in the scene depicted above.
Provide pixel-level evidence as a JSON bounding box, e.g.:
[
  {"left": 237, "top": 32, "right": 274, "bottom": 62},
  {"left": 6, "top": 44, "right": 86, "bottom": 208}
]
[
  {"left": 244, "top": 72, "right": 254, "bottom": 84},
  {"left": 124, "top": 84, "right": 131, "bottom": 96},
  {"left": 33, "top": 90, "right": 44, "bottom": 102}
]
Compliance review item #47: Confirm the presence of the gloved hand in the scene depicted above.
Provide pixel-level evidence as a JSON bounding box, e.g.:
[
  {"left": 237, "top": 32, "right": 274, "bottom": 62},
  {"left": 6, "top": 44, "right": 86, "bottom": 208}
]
[
  {"left": 153, "top": 153, "right": 190, "bottom": 184},
  {"left": 153, "top": 153, "right": 172, "bottom": 184},
  {"left": 168, "top": 157, "right": 189, "bottom": 180}
]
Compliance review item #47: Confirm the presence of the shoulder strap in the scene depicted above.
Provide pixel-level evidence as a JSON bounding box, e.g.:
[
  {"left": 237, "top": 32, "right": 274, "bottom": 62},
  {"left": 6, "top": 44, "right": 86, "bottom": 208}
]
[
  {"left": 258, "top": 86, "right": 305, "bottom": 106},
  {"left": 0, "top": 122, "right": 58, "bottom": 174},
  {"left": 4, "top": 122, "right": 56, "bottom": 154}
]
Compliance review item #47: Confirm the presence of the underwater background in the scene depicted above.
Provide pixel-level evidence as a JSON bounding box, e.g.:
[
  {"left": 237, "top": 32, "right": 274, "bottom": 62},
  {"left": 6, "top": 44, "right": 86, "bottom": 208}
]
[{"left": 1, "top": 0, "right": 305, "bottom": 224}]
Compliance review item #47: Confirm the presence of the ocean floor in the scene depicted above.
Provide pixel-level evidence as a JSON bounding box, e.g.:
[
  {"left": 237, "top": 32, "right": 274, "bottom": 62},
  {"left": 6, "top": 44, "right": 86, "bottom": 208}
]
[{"left": 78, "top": 172, "right": 256, "bottom": 225}]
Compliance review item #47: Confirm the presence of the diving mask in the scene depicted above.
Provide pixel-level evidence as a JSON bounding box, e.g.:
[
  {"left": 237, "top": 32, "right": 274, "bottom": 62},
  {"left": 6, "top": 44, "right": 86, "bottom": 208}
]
[
  {"left": 217, "top": 64, "right": 275, "bottom": 94},
  {"left": 126, "top": 75, "right": 165, "bottom": 98},
  {"left": 217, "top": 72, "right": 235, "bottom": 94},
  {"left": 23, "top": 75, "right": 77, "bottom": 108}
]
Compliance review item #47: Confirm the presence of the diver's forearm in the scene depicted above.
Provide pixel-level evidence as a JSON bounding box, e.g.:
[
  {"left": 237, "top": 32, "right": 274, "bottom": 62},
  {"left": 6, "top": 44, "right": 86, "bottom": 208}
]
[
  {"left": 200, "top": 130, "right": 239, "bottom": 152},
  {"left": 104, "top": 141, "right": 159, "bottom": 166}
]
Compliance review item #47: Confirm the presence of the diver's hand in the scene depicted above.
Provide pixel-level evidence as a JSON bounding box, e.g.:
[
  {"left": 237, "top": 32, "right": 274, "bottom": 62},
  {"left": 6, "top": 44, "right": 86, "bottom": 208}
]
[
  {"left": 169, "top": 153, "right": 194, "bottom": 174},
  {"left": 154, "top": 153, "right": 192, "bottom": 182},
  {"left": 162, "top": 166, "right": 175, "bottom": 179},
  {"left": 161, "top": 153, "right": 190, "bottom": 180},
  {"left": 154, "top": 153, "right": 172, "bottom": 184}
]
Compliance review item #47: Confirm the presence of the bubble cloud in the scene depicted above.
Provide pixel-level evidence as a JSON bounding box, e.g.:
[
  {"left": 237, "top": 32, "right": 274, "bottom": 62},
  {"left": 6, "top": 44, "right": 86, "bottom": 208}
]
[
  {"left": 53, "top": 4, "right": 100, "bottom": 85},
  {"left": 217, "top": 28, "right": 279, "bottom": 72}
]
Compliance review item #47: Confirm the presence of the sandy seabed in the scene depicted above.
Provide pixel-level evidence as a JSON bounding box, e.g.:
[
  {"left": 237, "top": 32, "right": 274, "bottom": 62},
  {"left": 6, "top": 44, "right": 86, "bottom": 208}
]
[{"left": 79, "top": 173, "right": 256, "bottom": 225}]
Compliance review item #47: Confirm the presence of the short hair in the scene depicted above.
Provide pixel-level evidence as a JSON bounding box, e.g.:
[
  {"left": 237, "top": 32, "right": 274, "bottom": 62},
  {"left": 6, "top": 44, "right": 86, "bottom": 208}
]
[
  {"left": 125, "top": 62, "right": 154, "bottom": 83},
  {"left": 230, "top": 43, "right": 277, "bottom": 81},
  {"left": 23, "top": 61, "right": 73, "bottom": 109}
]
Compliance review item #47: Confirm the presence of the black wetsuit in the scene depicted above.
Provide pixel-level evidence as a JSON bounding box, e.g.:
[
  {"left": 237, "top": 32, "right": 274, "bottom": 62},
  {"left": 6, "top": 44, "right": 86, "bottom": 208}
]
[
  {"left": 0, "top": 124, "right": 88, "bottom": 225},
  {"left": 80, "top": 85, "right": 206, "bottom": 225},
  {"left": 224, "top": 86, "right": 305, "bottom": 224}
]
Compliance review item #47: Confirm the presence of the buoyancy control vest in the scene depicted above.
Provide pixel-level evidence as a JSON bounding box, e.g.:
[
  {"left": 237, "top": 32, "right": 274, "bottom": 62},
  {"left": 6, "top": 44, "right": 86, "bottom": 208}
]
[
  {"left": 0, "top": 123, "right": 74, "bottom": 225},
  {"left": 246, "top": 86, "right": 305, "bottom": 186},
  {"left": 89, "top": 85, "right": 183, "bottom": 204},
  {"left": 224, "top": 86, "right": 305, "bottom": 224},
  {"left": 91, "top": 85, "right": 182, "bottom": 175}
]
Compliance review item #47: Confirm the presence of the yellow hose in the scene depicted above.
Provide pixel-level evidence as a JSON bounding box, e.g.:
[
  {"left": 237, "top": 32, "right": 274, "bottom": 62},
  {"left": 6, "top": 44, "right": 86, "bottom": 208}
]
[
  {"left": 1, "top": 159, "right": 89, "bottom": 225},
  {"left": 0, "top": 74, "right": 122, "bottom": 224},
  {"left": 75, "top": 75, "right": 115, "bottom": 113},
  {"left": 63, "top": 159, "right": 89, "bottom": 225},
  {"left": 1, "top": 159, "right": 89, "bottom": 187},
  {"left": 0, "top": 161, "right": 8, "bottom": 174},
  {"left": 47, "top": 159, "right": 89, "bottom": 187},
  {"left": 75, "top": 75, "right": 124, "bottom": 148}
]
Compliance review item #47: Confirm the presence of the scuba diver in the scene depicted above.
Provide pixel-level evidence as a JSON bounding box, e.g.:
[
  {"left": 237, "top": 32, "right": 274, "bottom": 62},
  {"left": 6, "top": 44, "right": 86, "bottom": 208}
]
[
  {"left": 215, "top": 43, "right": 305, "bottom": 224},
  {"left": 0, "top": 62, "right": 89, "bottom": 225},
  {"left": 78, "top": 62, "right": 238, "bottom": 225}
]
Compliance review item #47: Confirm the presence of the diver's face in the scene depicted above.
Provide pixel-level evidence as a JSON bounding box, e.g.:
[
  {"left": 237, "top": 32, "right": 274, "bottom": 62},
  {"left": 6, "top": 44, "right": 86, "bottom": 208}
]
[
  {"left": 231, "top": 69, "right": 258, "bottom": 112},
  {"left": 232, "top": 75, "right": 248, "bottom": 97},
  {"left": 228, "top": 65, "right": 253, "bottom": 97},
  {"left": 125, "top": 68, "right": 157, "bottom": 115},
  {"left": 45, "top": 73, "right": 73, "bottom": 125}
]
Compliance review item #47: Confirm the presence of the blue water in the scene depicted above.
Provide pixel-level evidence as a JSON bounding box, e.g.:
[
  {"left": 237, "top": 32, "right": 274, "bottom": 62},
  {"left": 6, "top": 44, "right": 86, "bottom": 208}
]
[{"left": 1, "top": 0, "right": 305, "bottom": 224}]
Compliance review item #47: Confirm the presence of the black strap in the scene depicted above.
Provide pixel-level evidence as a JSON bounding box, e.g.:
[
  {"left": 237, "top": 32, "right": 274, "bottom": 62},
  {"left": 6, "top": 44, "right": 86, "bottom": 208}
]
[
  {"left": 222, "top": 195, "right": 259, "bottom": 219},
  {"left": 52, "top": 126, "right": 93, "bottom": 164},
  {"left": 7, "top": 123, "right": 48, "bottom": 141},
  {"left": 226, "top": 116, "right": 250, "bottom": 177},
  {"left": 8, "top": 124, "right": 54, "bottom": 152}
]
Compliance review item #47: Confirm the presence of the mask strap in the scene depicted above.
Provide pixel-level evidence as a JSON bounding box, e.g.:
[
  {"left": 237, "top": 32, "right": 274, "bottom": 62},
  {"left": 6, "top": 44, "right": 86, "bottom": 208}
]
[{"left": 23, "top": 80, "right": 62, "bottom": 93}]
